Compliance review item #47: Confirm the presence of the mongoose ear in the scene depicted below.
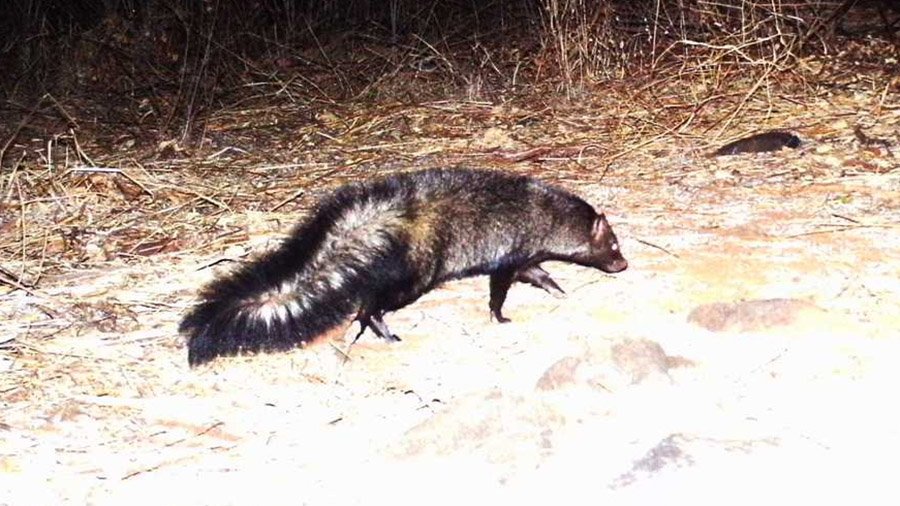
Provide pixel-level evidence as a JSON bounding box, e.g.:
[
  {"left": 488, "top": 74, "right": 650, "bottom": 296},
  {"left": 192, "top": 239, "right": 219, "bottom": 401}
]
[{"left": 591, "top": 214, "right": 607, "bottom": 241}]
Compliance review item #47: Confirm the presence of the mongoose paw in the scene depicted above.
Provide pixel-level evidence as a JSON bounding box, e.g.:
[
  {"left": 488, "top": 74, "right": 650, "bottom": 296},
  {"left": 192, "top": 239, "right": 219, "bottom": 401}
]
[{"left": 491, "top": 311, "right": 511, "bottom": 323}]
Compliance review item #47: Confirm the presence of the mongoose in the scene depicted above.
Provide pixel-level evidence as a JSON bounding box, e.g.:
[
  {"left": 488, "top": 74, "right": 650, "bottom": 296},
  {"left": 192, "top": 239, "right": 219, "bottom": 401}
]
[{"left": 181, "top": 168, "right": 628, "bottom": 366}]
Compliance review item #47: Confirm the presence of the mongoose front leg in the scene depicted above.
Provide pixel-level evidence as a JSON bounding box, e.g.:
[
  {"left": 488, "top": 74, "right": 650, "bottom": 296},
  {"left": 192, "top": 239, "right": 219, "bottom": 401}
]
[
  {"left": 515, "top": 265, "right": 565, "bottom": 295},
  {"left": 489, "top": 269, "right": 516, "bottom": 323}
]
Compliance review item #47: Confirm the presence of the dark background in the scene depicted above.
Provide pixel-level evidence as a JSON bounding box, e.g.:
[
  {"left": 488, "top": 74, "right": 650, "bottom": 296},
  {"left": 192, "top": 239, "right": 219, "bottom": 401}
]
[{"left": 2, "top": 0, "right": 897, "bottom": 145}]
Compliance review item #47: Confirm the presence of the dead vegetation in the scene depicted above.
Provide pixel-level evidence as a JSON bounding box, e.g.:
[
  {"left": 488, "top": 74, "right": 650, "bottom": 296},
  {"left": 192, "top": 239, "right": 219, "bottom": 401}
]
[
  {"left": 1, "top": 0, "right": 897, "bottom": 387},
  {"left": 0, "top": 1, "right": 898, "bottom": 502}
]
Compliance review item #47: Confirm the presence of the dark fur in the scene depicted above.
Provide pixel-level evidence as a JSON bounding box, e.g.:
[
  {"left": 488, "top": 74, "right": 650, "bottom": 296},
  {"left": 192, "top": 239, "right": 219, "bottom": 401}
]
[
  {"left": 181, "top": 168, "right": 628, "bottom": 366},
  {"left": 714, "top": 131, "right": 801, "bottom": 156}
]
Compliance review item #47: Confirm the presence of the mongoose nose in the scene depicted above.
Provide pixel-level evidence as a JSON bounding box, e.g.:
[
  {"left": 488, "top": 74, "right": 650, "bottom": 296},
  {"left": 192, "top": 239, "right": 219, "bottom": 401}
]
[{"left": 602, "top": 258, "right": 628, "bottom": 273}]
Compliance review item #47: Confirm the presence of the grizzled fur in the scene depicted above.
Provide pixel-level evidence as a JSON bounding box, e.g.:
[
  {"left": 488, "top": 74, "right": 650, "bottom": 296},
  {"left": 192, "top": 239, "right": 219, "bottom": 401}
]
[{"left": 181, "top": 168, "right": 628, "bottom": 366}]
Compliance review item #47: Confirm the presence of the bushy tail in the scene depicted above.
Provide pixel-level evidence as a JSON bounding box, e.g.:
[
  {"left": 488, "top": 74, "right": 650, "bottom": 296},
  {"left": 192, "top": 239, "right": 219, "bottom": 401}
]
[{"left": 180, "top": 252, "right": 357, "bottom": 366}]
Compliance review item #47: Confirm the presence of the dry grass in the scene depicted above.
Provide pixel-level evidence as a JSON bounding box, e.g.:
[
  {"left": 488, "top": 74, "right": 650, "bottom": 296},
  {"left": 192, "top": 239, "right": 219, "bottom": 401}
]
[
  {"left": 0, "top": 1, "right": 899, "bottom": 502},
  {"left": 2, "top": 82, "right": 898, "bottom": 500},
  {"left": 2, "top": 45, "right": 896, "bottom": 391}
]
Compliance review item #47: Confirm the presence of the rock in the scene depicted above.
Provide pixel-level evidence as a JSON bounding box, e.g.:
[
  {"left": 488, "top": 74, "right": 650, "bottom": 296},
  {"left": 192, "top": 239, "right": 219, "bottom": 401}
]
[
  {"left": 534, "top": 356, "right": 583, "bottom": 391},
  {"left": 394, "top": 389, "right": 564, "bottom": 467},
  {"left": 611, "top": 433, "right": 780, "bottom": 489},
  {"left": 611, "top": 339, "right": 674, "bottom": 385},
  {"left": 536, "top": 339, "right": 685, "bottom": 393},
  {"left": 612, "top": 433, "right": 693, "bottom": 488},
  {"left": 687, "top": 298, "right": 822, "bottom": 333},
  {"left": 713, "top": 131, "right": 801, "bottom": 156}
]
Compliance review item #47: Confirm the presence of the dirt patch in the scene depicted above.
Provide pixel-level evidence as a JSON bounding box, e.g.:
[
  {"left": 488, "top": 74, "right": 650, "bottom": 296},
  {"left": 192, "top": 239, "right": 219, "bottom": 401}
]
[{"left": 2, "top": 88, "right": 899, "bottom": 504}]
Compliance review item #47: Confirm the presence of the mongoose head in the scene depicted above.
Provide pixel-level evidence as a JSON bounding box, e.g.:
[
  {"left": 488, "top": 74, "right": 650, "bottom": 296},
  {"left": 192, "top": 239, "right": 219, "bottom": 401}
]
[{"left": 586, "top": 213, "right": 628, "bottom": 273}]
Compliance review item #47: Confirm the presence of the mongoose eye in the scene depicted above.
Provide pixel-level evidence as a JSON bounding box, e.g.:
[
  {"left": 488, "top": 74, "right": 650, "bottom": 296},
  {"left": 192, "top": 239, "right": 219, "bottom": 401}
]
[{"left": 611, "top": 242, "right": 619, "bottom": 251}]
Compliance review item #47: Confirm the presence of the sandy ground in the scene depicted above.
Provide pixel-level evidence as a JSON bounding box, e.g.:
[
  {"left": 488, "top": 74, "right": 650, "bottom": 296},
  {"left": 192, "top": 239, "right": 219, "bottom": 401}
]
[{"left": 2, "top": 113, "right": 899, "bottom": 505}]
